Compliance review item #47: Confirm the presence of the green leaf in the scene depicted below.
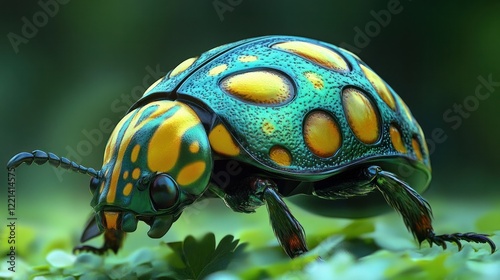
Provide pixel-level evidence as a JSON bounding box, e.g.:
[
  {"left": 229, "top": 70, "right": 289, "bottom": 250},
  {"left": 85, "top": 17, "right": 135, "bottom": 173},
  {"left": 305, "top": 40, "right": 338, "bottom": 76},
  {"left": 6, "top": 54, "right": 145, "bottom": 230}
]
[
  {"left": 46, "top": 250, "right": 76, "bottom": 268},
  {"left": 164, "top": 240, "right": 186, "bottom": 269},
  {"left": 74, "top": 253, "right": 104, "bottom": 270},
  {"left": 183, "top": 234, "right": 217, "bottom": 278},
  {"left": 80, "top": 272, "right": 111, "bottom": 280},
  {"left": 199, "top": 235, "right": 242, "bottom": 275},
  {"left": 133, "top": 263, "right": 154, "bottom": 279},
  {"left": 342, "top": 219, "right": 375, "bottom": 239},
  {"left": 476, "top": 209, "right": 500, "bottom": 232},
  {"left": 128, "top": 248, "right": 154, "bottom": 265},
  {"left": 164, "top": 233, "right": 246, "bottom": 279}
]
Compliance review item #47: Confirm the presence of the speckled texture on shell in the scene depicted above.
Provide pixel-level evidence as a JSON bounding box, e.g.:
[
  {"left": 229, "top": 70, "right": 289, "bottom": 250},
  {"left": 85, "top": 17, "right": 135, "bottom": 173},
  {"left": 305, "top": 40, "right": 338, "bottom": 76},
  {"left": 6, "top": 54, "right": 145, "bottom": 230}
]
[{"left": 136, "top": 35, "right": 430, "bottom": 191}]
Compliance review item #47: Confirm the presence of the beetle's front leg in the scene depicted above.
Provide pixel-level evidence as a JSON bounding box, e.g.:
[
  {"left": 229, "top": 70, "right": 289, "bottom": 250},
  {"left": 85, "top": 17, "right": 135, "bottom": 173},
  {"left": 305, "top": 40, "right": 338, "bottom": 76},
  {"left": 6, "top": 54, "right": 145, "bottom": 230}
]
[
  {"left": 210, "top": 177, "right": 308, "bottom": 258},
  {"left": 73, "top": 215, "right": 126, "bottom": 255},
  {"left": 73, "top": 230, "right": 125, "bottom": 255}
]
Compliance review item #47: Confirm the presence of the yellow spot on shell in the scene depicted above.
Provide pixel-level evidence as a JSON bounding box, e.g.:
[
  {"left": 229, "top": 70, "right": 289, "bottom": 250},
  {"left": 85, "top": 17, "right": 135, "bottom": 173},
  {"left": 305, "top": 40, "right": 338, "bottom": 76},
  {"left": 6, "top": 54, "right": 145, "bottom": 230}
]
[
  {"left": 261, "top": 120, "right": 275, "bottom": 135},
  {"left": 239, "top": 55, "right": 258, "bottom": 62},
  {"left": 340, "top": 47, "right": 361, "bottom": 61},
  {"left": 189, "top": 141, "right": 200, "bottom": 153},
  {"left": 209, "top": 124, "right": 240, "bottom": 156},
  {"left": 131, "top": 144, "right": 140, "bottom": 163},
  {"left": 273, "top": 41, "right": 349, "bottom": 72},
  {"left": 389, "top": 125, "right": 407, "bottom": 153},
  {"left": 170, "top": 57, "right": 197, "bottom": 77},
  {"left": 360, "top": 64, "right": 396, "bottom": 110},
  {"left": 208, "top": 64, "right": 228, "bottom": 76},
  {"left": 123, "top": 183, "right": 133, "bottom": 196},
  {"left": 104, "top": 211, "right": 119, "bottom": 230},
  {"left": 221, "top": 70, "right": 294, "bottom": 105},
  {"left": 99, "top": 182, "right": 104, "bottom": 193},
  {"left": 399, "top": 97, "right": 413, "bottom": 122},
  {"left": 342, "top": 88, "right": 380, "bottom": 144},
  {"left": 303, "top": 111, "right": 341, "bottom": 158},
  {"left": 304, "top": 72, "right": 324, "bottom": 89},
  {"left": 269, "top": 146, "right": 292, "bottom": 166},
  {"left": 132, "top": 168, "right": 141, "bottom": 180},
  {"left": 416, "top": 124, "right": 429, "bottom": 158},
  {"left": 412, "top": 137, "right": 424, "bottom": 161},
  {"left": 144, "top": 77, "right": 164, "bottom": 96},
  {"left": 122, "top": 170, "right": 129, "bottom": 180},
  {"left": 207, "top": 44, "right": 225, "bottom": 54},
  {"left": 177, "top": 161, "right": 206, "bottom": 186}
]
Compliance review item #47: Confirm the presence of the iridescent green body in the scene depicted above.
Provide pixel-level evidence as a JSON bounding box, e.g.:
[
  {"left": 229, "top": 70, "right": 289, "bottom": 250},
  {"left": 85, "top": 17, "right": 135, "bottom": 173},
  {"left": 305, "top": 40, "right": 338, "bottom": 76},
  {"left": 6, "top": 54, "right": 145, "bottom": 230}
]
[{"left": 7, "top": 36, "right": 495, "bottom": 258}]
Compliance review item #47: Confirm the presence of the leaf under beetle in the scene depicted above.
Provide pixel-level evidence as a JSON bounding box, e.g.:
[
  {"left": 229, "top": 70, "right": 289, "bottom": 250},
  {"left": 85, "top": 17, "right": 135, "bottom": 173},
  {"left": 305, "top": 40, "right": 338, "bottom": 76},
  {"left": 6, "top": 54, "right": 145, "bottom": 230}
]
[{"left": 165, "top": 233, "right": 246, "bottom": 279}]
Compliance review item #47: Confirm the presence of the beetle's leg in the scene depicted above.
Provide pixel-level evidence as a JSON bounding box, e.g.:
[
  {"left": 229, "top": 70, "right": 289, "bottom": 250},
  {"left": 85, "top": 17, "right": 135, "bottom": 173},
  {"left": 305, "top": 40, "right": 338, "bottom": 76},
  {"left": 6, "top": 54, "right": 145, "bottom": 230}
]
[
  {"left": 209, "top": 177, "right": 266, "bottom": 213},
  {"left": 372, "top": 166, "right": 496, "bottom": 253},
  {"left": 73, "top": 215, "right": 126, "bottom": 255},
  {"left": 73, "top": 230, "right": 125, "bottom": 255},
  {"left": 263, "top": 182, "right": 308, "bottom": 258},
  {"left": 79, "top": 214, "right": 103, "bottom": 243},
  {"left": 312, "top": 167, "right": 377, "bottom": 199},
  {"left": 210, "top": 177, "right": 308, "bottom": 258}
]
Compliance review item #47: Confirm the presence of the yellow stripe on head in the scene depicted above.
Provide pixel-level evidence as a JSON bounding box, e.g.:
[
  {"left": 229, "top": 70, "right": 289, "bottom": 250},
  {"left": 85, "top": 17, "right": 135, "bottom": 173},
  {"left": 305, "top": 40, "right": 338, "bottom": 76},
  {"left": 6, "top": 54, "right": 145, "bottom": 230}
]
[
  {"left": 106, "top": 102, "right": 177, "bottom": 203},
  {"left": 147, "top": 104, "right": 200, "bottom": 173}
]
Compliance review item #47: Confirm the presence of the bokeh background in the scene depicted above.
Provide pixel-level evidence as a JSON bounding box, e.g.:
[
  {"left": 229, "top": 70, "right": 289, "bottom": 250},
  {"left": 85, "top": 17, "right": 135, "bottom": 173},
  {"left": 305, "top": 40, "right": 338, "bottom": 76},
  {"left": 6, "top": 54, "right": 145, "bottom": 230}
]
[{"left": 1, "top": 0, "right": 499, "bottom": 277}]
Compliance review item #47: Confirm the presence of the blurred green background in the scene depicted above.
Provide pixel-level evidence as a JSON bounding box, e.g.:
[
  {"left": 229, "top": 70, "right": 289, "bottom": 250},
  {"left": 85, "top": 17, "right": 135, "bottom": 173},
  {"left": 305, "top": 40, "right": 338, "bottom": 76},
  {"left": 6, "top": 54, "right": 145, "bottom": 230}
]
[{"left": 1, "top": 0, "right": 499, "bottom": 276}]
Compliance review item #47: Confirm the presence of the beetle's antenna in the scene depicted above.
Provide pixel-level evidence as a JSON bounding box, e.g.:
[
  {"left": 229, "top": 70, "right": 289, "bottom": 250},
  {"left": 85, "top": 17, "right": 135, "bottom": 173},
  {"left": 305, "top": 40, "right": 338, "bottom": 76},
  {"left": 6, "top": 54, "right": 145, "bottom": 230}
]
[{"left": 7, "top": 150, "right": 101, "bottom": 178}]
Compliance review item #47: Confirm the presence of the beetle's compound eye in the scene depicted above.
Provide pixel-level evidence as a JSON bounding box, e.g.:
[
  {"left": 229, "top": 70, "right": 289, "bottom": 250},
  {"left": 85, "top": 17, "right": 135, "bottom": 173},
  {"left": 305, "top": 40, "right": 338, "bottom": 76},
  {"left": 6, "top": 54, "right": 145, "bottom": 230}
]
[
  {"left": 149, "top": 174, "right": 179, "bottom": 210},
  {"left": 89, "top": 177, "right": 100, "bottom": 194}
]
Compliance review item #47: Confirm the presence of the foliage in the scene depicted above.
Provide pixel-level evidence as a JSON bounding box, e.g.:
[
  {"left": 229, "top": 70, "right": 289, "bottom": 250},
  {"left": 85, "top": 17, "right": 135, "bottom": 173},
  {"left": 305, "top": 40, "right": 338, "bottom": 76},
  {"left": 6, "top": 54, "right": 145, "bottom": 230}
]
[
  {"left": 164, "top": 234, "right": 246, "bottom": 279},
  {"left": 0, "top": 233, "right": 245, "bottom": 280},
  {"left": 0, "top": 199, "right": 498, "bottom": 279}
]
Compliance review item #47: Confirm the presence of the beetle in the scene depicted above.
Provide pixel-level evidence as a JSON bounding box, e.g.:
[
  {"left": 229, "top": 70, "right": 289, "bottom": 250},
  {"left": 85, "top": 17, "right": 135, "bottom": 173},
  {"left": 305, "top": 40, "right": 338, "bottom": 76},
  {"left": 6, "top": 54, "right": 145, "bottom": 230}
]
[{"left": 8, "top": 35, "right": 495, "bottom": 258}]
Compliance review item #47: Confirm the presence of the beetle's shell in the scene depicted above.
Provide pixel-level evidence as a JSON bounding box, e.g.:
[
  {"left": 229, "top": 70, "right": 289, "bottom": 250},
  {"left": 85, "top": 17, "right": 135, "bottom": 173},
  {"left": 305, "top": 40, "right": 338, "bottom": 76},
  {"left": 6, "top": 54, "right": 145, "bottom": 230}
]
[{"left": 135, "top": 36, "right": 431, "bottom": 196}]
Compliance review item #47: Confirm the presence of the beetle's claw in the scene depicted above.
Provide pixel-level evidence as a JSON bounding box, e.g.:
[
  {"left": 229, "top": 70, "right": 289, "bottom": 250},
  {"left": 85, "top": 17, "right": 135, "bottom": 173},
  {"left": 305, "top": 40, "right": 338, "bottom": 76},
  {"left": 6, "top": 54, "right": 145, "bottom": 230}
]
[
  {"left": 426, "top": 235, "right": 447, "bottom": 250},
  {"left": 73, "top": 245, "right": 111, "bottom": 255},
  {"left": 425, "top": 232, "right": 496, "bottom": 254}
]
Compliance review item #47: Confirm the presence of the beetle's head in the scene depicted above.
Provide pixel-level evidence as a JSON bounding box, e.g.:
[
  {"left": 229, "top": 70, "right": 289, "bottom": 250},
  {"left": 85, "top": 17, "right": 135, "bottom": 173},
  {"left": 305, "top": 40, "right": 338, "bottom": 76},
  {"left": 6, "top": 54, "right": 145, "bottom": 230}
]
[{"left": 90, "top": 100, "right": 212, "bottom": 238}]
